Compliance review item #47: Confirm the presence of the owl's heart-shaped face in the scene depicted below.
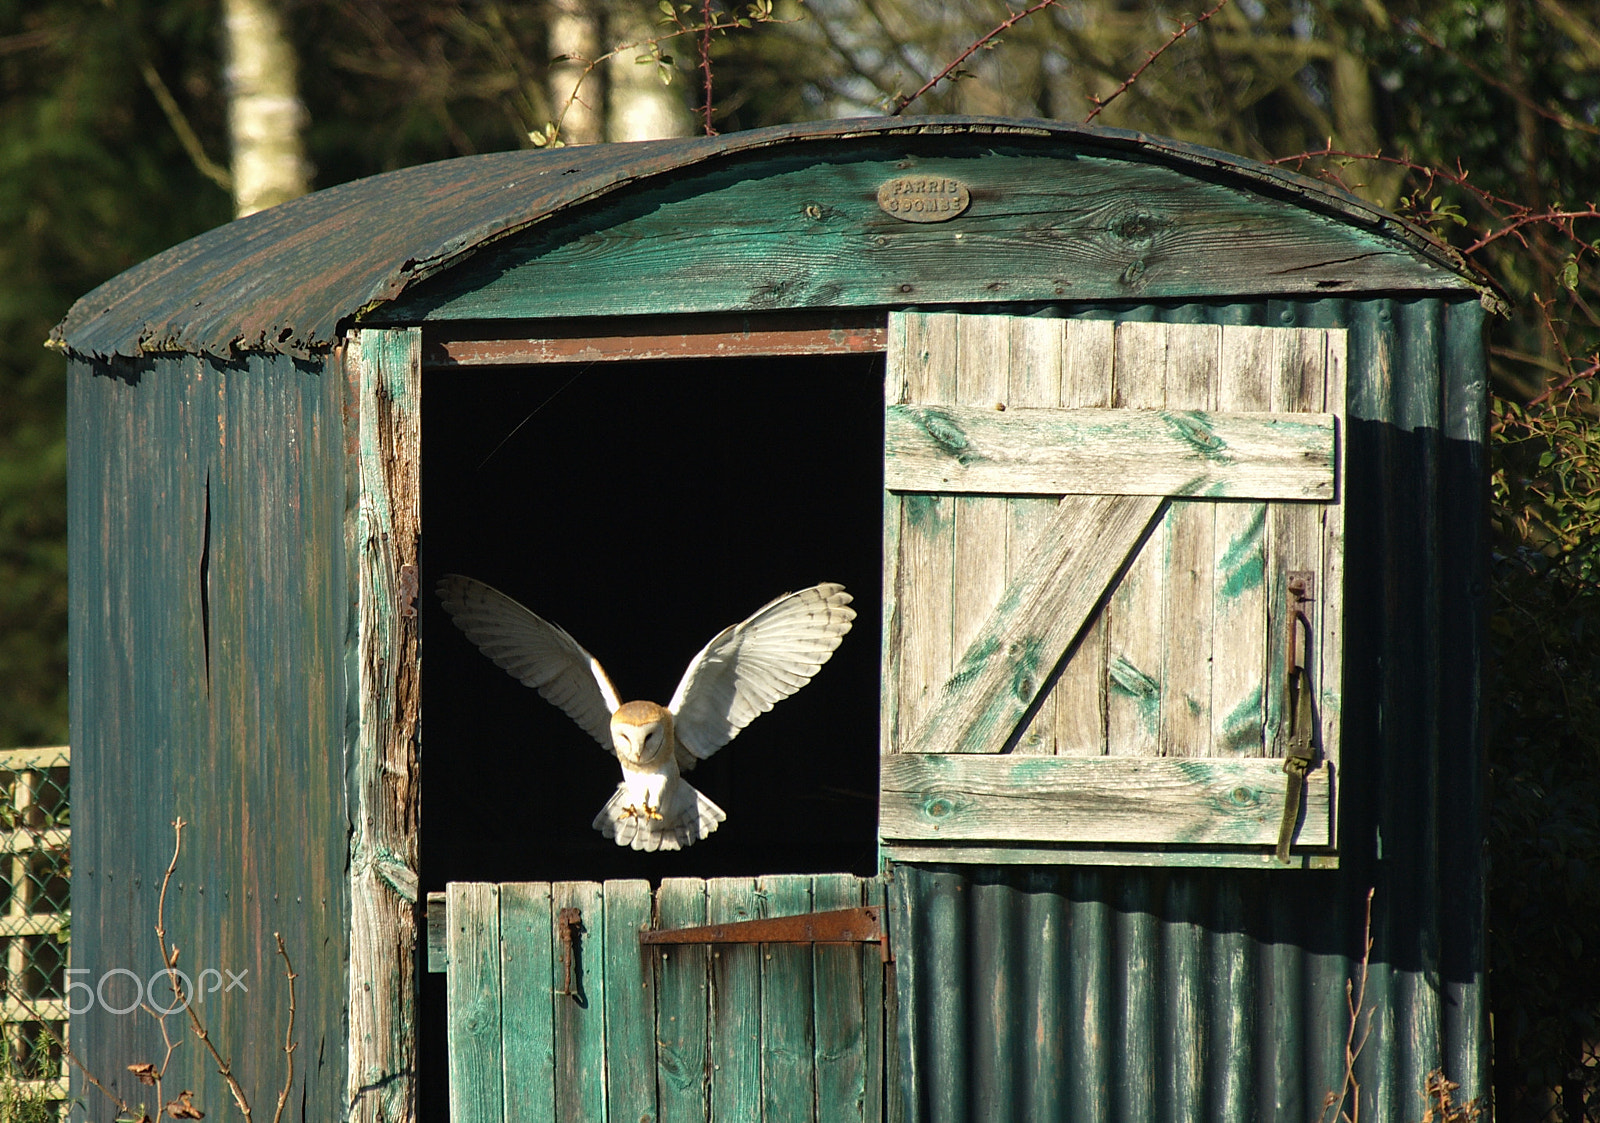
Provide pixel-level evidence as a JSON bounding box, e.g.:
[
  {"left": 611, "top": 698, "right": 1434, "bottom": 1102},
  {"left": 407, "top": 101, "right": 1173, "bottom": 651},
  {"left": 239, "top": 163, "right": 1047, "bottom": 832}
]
[{"left": 610, "top": 701, "right": 673, "bottom": 766}]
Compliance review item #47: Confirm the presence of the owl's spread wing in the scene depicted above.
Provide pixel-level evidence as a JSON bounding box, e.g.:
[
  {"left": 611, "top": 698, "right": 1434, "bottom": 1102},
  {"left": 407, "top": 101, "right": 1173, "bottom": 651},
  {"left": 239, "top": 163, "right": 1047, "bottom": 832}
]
[
  {"left": 437, "top": 575, "right": 620, "bottom": 751},
  {"left": 668, "top": 583, "right": 855, "bottom": 769}
]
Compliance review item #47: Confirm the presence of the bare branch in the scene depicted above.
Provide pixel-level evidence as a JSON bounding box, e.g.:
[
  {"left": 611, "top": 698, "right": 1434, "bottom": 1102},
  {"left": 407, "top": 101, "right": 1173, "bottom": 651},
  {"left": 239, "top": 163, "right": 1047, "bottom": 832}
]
[
  {"left": 1321, "top": 887, "right": 1377, "bottom": 1123},
  {"left": 1085, "top": 0, "right": 1230, "bottom": 122},
  {"left": 538, "top": 6, "right": 792, "bottom": 147},
  {"left": 138, "top": 61, "right": 233, "bottom": 192},
  {"left": 701, "top": 0, "right": 716, "bottom": 136},
  {"left": 271, "top": 934, "right": 299, "bottom": 1123},
  {"left": 891, "top": 0, "right": 1067, "bottom": 115},
  {"left": 158, "top": 817, "right": 254, "bottom": 1120},
  {"left": 1398, "top": 18, "right": 1599, "bottom": 137}
]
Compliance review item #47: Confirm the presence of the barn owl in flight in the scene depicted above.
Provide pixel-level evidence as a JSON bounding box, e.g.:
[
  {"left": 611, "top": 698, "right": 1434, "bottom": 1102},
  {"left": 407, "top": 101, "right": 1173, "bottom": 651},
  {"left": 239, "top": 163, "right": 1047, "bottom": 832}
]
[{"left": 437, "top": 576, "right": 856, "bottom": 851}]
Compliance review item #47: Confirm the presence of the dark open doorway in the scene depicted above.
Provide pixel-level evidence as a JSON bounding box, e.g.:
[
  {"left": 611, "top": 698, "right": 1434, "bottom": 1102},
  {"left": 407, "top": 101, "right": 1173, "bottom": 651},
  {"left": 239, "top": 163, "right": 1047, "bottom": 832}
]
[{"left": 421, "top": 349, "right": 885, "bottom": 888}]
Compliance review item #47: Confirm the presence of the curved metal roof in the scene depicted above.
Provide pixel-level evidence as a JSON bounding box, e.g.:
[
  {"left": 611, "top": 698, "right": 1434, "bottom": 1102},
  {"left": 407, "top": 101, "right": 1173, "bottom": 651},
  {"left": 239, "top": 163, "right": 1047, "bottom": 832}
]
[{"left": 52, "top": 116, "right": 1477, "bottom": 361}]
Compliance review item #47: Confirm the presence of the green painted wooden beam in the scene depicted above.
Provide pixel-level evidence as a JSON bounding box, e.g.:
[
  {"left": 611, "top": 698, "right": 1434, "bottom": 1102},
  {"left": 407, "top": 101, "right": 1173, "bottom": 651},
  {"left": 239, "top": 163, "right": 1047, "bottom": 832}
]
[
  {"left": 879, "top": 755, "right": 1333, "bottom": 847},
  {"left": 376, "top": 148, "right": 1470, "bottom": 325},
  {"left": 885, "top": 404, "right": 1336, "bottom": 498}
]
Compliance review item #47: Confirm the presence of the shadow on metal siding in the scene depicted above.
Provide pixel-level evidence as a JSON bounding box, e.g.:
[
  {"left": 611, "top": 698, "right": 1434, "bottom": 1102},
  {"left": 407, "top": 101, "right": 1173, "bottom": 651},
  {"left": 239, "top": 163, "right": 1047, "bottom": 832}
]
[{"left": 889, "top": 297, "right": 1489, "bottom": 1123}]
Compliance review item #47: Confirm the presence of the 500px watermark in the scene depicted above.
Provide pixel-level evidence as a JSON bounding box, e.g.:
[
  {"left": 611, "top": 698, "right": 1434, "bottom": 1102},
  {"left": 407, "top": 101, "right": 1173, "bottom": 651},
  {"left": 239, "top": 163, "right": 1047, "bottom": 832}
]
[{"left": 65, "top": 968, "right": 249, "bottom": 1015}]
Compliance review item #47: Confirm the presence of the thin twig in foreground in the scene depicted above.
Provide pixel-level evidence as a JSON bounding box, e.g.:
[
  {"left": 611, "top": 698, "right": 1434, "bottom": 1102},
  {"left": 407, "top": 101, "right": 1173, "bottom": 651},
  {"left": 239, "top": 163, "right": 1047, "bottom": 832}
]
[
  {"left": 700, "top": 0, "right": 716, "bottom": 136},
  {"left": 1321, "top": 886, "right": 1377, "bottom": 1123},
  {"left": 890, "top": 0, "right": 1065, "bottom": 115},
  {"left": 1084, "top": 0, "right": 1229, "bottom": 122},
  {"left": 271, "top": 933, "right": 299, "bottom": 1123},
  {"left": 158, "top": 817, "right": 254, "bottom": 1120}
]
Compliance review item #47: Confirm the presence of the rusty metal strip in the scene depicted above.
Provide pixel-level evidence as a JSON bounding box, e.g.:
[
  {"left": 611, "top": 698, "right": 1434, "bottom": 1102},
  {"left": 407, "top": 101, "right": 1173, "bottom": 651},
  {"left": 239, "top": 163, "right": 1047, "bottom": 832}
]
[
  {"left": 422, "top": 313, "right": 887, "bottom": 368},
  {"left": 640, "top": 906, "right": 887, "bottom": 961}
]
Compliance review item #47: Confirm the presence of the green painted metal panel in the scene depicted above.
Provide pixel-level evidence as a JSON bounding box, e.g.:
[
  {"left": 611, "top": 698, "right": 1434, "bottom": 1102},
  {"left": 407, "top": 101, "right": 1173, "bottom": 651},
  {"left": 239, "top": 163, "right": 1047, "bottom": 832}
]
[{"left": 67, "top": 351, "right": 349, "bottom": 1120}]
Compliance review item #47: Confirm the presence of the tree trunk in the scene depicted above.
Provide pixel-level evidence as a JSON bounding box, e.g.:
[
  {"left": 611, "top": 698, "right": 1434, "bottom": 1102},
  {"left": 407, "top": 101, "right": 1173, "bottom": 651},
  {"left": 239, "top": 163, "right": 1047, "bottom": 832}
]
[
  {"left": 548, "top": 0, "right": 605, "bottom": 145},
  {"left": 605, "top": 2, "right": 693, "bottom": 141},
  {"left": 223, "top": 0, "right": 310, "bottom": 217}
]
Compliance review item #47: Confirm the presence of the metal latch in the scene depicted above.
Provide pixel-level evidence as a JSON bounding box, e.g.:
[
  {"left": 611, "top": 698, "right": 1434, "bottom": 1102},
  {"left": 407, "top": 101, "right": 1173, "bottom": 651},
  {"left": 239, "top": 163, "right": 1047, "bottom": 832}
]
[
  {"left": 640, "top": 906, "right": 890, "bottom": 963},
  {"left": 1277, "top": 572, "right": 1317, "bottom": 864}
]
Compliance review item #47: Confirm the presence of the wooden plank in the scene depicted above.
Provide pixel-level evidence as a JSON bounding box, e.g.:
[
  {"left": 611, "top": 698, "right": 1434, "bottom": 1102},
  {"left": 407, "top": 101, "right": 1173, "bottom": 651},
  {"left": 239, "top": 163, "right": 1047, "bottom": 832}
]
[
  {"left": 881, "top": 317, "right": 908, "bottom": 762},
  {"left": 426, "top": 891, "right": 448, "bottom": 973},
  {"left": 883, "top": 404, "right": 1336, "bottom": 499},
  {"left": 812, "top": 875, "right": 870, "bottom": 1123},
  {"left": 0, "top": 747, "right": 70, "bottom": 770},
  {"left": 1160, "top": 325, "right": 1220, "bottom": 757},
  {"left": 1050, "top": 320, "right": 1116, "bottom": 756},
  {"left": 1006, "top": 317, "right": 1069, "bottom": 755},
  {"left": 552, "top": 881, "right": 606, "bottom": 1123},
  {"left": 761, "top": 876, "right": 818, "bottom": 1123},
  {"left": 890, "top": 313, "right": 959, "bottom": 736},
  {"left": 1265, "top": 329, "right": 1329, "bottom": 758},
  {"left": 655, "top": 879, "right": 710, "bottom": 1123},
  {"left": 879, "top": 755, "right": 1332, "bottom": 846},
  {"left": 446, "top": 883, "right": 503, "bottom": 1123},
  {"left": 603, "top": 880, "right": 657, "bottom": 1123},
  {"left": 904, "top": 493, "right": 1165, "bottom": 754},
  {"left": 1105, "top": 323, "right": 1171, "bottom": 757},
  {"left": 1319, "top": 332, "right": 1348, "bottom": 782},
  {"left": 347, "top": 327, "right": 422, "bottom": 1123},
  {"left": 951, "top": 317, "right": 1013, "bottom": 685},
  {"left": 708, "top": 878, "right": 761, "bottom": 1123},
  {"left": 1212, "top": 327, "right": 1274, "bottom": 756},
  {"left": 381, "top": 149, "right": 1474, "bottom": 327},
  {"left": 499, "top": 883, "right": 556, "bottom": 1123},
  {"left": 423, "top": 312, "right": 887, "bottom": 368}
]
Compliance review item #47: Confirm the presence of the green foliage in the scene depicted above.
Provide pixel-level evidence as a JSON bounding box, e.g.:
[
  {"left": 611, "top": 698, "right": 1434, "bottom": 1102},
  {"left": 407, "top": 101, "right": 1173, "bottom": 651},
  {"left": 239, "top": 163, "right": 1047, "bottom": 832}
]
[
  {"left": 0, "top": 1029, "right": 63, "bottom": 1123},
  {"left": 1488, "top": 373, "right": 1600, "bottom": 1121},
  {"left": 0, "top": 0, "right": 231, "bottom": 747}
]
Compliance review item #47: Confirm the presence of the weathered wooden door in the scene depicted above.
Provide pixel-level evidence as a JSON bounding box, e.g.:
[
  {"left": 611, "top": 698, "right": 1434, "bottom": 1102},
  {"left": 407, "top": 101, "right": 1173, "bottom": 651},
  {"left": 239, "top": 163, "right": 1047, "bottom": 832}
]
[
  {"left": 437, "top": 875, "right": 891, "bottom": 1122},
  {"left": 879, "top": 312, "right": 1346, "bottom": 866}
]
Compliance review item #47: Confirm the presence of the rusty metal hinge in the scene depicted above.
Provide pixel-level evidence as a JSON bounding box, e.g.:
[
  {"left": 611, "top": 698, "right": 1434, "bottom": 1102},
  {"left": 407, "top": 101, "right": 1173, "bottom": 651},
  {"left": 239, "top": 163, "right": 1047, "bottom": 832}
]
[
  {"left": 640, "top": 907, "right": 890, "bottom": 963},
  {"left": 556, "top": 907, "right": 583, "bottom": 997}
]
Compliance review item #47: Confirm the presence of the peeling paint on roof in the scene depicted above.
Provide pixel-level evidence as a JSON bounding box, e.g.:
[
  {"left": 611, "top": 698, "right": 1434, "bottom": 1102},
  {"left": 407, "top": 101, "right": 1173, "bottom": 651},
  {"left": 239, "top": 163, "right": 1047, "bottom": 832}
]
[{"left": 51, "top": 116, "right": 1481, "bottom": 361}]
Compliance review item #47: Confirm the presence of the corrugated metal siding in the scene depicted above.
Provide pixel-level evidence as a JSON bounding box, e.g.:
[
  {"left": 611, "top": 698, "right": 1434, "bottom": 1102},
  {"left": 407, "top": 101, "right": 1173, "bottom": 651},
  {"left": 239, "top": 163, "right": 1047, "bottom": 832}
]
[
  {"left": 888, "top": 295, "right": 1488, "bottom": 1123},
  {"left": 68, "top": 351, "right": 351, "bottom": 1120},
  {"left": 50, "top": 117, "right": 1476, "bottom": 362}
]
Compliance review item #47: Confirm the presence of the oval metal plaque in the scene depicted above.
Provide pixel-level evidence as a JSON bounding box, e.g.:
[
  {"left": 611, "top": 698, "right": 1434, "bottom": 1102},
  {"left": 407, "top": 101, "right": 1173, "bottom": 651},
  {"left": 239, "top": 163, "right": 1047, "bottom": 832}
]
[{"left": 877, "top": 176, "right": 971, "bottom": 223}]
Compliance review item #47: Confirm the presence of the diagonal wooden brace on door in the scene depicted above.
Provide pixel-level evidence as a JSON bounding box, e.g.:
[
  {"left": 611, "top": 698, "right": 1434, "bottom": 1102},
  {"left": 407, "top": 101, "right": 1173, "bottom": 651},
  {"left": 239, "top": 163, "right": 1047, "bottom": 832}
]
[
  {"left": 901, "top": 492, "right": 1166, "bottom": 754},
  {"left": 887, "top": 403, "right": 1337, "bottom": 757}
]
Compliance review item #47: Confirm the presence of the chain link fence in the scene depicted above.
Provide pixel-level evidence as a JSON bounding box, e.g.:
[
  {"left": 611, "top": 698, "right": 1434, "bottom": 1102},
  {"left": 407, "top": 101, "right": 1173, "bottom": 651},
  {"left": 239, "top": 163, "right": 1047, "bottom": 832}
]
[{"left": 0, "top": 746, "right": 69, "bottom": 1117}]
